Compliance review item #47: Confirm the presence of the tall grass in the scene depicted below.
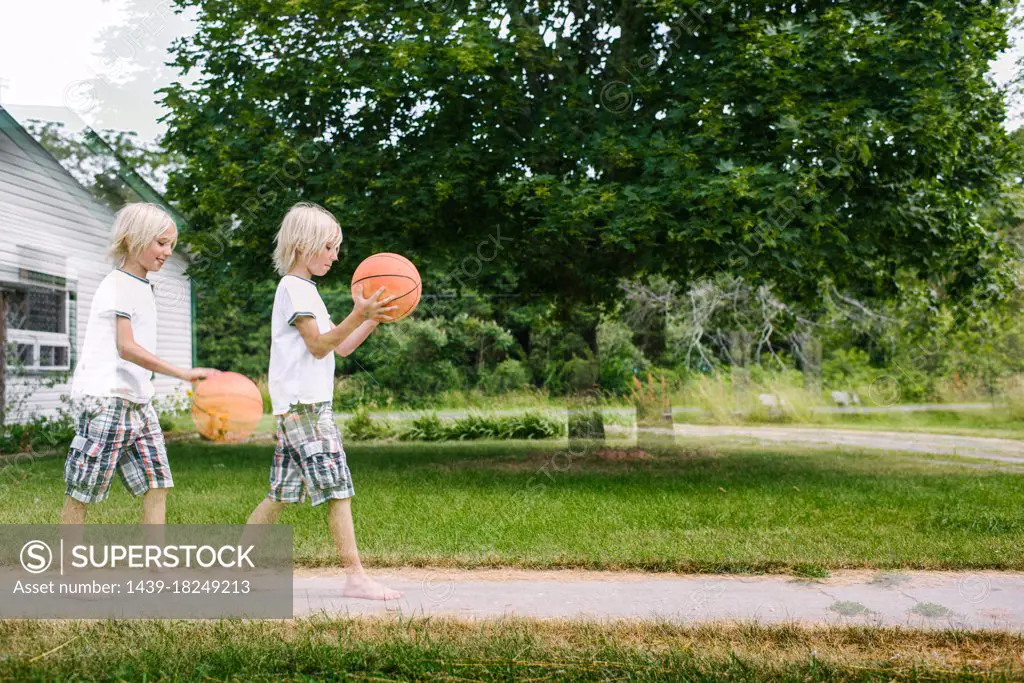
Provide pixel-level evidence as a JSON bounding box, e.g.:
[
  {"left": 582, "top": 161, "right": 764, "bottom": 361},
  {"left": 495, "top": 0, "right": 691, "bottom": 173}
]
[
  {"left": 677, "top": 370, "right": 832, "bottom": 425},
  {"left": 999, "top": 373, "right": 1024, "bottom": 420}
]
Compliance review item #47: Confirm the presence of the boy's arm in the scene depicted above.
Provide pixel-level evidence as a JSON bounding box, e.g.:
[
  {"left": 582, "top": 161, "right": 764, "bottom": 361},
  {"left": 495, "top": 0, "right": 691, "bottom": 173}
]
[
  {"left": 334, "top": 319, "right": 378, "bottom": 358},
  {"left": 294, "top": 310, "right": 368, "bottom": 359},
  {"left": 294, "top": 285, "right": 397, "bottom": 360},
  {"left": 115, "top": 317, "right": 217, "bottom": 382}
]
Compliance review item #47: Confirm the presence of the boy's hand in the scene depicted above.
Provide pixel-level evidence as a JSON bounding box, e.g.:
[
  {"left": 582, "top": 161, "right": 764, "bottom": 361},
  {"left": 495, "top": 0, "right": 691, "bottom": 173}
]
[
  {"left": 183, "top": 368, "right": 221, "bottom": 383},
  {"left": 352, "top": 284, "right": 399, "bottom": 323}
]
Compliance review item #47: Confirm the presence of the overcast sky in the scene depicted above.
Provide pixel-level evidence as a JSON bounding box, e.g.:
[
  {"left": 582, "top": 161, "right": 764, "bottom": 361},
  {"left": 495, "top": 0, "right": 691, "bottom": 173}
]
[{"left": 2, "top": 0, "right": 1023, "bottom": 142}]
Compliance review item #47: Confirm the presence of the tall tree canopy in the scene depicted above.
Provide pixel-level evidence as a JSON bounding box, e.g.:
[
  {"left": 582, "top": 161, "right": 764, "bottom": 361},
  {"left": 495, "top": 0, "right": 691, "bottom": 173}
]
[
  {"left": 162, "top": 0, "right": 1019, "bottom": 320},
  {"left": 26, "top": 121, "right": 178, "bottom": 211}
]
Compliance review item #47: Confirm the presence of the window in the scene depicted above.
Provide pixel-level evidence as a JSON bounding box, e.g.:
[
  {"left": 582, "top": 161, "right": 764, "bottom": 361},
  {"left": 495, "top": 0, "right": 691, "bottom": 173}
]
[
  {"left": 5, "top": 281, "right": 72, "bottom": 372},
  {"left": 14, "top": 344, "right": 34, "bottom": 366},
  {"left": 7, "top": 288, "right": 66, "bottom": 333}
]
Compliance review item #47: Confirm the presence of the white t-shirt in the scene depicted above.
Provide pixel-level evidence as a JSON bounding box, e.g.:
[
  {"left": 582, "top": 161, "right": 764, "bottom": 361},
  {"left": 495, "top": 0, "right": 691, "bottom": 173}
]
[
  {"left": 268, "top": 274, "right": 336, "bottom": 415},
  {"left": 71, "top": 269, "right": 158, "bottom": 403}
]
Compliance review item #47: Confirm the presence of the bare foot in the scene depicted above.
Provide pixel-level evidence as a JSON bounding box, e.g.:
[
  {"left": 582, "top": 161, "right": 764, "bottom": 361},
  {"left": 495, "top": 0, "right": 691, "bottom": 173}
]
[{"left": 342, "top": 573, "right": 403, "bottom": 601}]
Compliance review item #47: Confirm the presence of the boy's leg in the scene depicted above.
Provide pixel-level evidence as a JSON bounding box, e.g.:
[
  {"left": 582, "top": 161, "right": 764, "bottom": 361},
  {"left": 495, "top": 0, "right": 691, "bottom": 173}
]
[
  {"left": 247, "top": 498, "right": 287, "bottom": 524},
  {"left": 119, "top": 402, "right": 173, "bottom": 524},
  {"left": 60, "top": 497, "right": 88, "bottom": 524},
  {"left": 141, "top": 488, "right": 168, "bottom": 524},
  {"left": 61, "top": 398, "right": 124, "bottom": 574},
  {"left": 63, "top": 397, "right": 125, "bottom": 513},
  {"left": 241, "top": 419, "right": 299, "bottom": 555},
  {"left": 327, "top": 497, "right": 402, "bottom": 600},
  {"left": 285, "top": 402, "right": 401, "bottom": 600},
  {"left": 257, "top": 416, "right": 305, "bottom": 516}
]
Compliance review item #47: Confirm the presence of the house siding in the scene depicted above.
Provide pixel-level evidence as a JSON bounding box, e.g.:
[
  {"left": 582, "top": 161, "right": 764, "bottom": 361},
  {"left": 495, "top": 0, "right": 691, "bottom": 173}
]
[{"left": 0, "top": 115, "right": 193, "bottom": 422}]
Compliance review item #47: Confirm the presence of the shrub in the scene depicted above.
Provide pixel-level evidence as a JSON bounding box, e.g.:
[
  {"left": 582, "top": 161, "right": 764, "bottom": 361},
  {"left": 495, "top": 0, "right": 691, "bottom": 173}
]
[
  {"left": 568, "top": 410, "right": 605, "bottom": 439},
  {"left": 561, "top": 357, "right": 600, "bottom": 394},
  {"left": 0, "top": 415, "right": 76, "bottom": 454},
  {"left": 597, "top": 319, "right": 650, "bottom": 394},
  {"left": 478, "top": 359, "right": 531, "bottom": 394},
  {"left": 398, "top": 412, "right": 564, "bottom": 441},
  {"left": 341, "top": 408, "right": 394, "bottom": 441},
  {"left": 333, "top": 375, "right": 386, "bottom": 411},
  {"left": 399, "top": 414, "right": 448, "bottom": 441},
  {"left": 356, "top": 319, "right": 468, "bottom": 405},
  {"left": 822, "top": 347, "right": 878, "bottom": 390},
  {"left": 159, "top": 413, "right": 176, "bottom": 433}
]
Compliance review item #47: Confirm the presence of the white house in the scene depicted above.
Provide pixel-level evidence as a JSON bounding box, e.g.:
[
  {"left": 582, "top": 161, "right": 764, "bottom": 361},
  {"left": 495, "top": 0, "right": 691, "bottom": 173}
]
[{"left": 0, "top": 106, "right": 194, "bottom": 422}]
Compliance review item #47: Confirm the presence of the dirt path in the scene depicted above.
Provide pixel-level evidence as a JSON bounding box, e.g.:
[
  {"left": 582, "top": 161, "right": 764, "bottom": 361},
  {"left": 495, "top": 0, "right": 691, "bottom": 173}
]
[{"left": 668, "top": 425, "right": 1024, "bottom": 463}]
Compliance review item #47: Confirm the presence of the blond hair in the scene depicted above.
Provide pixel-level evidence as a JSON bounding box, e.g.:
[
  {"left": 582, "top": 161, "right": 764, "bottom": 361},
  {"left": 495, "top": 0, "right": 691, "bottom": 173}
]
[
  {"left": 273, "top": 202, "right": 342, "bottom": 276},
  {"left": 109, "top": 203, "right": 177, "bottom": 267}
]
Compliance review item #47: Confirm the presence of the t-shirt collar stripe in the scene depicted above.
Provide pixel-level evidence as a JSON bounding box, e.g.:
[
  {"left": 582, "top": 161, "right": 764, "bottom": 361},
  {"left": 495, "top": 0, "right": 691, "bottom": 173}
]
[
  {"left": 117, "top": 268, "right": 150, "bottom": 284},
  {"left": 285, "top": 273, "right": 317, "bottom": 286}
]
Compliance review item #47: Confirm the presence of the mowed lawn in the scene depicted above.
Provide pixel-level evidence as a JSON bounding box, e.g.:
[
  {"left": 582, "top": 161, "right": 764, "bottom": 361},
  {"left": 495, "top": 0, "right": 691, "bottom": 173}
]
[
  {"left": 3, "top": 619, "right": 1023, "bottom": 681},
  {"left": 1, "top": 438, "right": 1022, "bottom": 573}
]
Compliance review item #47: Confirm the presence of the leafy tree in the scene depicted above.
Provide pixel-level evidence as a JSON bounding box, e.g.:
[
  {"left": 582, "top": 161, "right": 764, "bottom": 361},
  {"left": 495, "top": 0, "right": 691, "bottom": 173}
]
[
  {"left": 24, "top": 120, "right": 179, "bottom": 211},
  {"left": 162, "top": 0, "right": 1019, "bottom": 361}
]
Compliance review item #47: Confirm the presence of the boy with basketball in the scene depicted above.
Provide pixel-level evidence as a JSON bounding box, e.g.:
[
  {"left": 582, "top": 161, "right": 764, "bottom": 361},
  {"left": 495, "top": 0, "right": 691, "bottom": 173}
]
[
  {"left": 62, "top": 202, "right": 219, "bottom": 525},
  {"left": 246, "top": 202, "right": 401, "bottom": 601}
]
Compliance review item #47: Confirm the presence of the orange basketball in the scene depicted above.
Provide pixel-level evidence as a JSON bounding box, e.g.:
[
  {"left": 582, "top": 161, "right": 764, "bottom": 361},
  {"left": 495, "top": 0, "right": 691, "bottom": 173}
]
[
  {"left": 190, "top": 372, "right": 264, "bottom": 442},
  {"left": 351, "top": 252, "right": 421, "bottom": 322}
]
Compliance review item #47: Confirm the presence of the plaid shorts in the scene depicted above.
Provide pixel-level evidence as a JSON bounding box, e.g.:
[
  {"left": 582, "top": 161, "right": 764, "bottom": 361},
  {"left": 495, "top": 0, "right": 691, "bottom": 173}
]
[
  {"left": 64, "top": 397, "right": 172, "bottom": 504},
  {"left": 267, "top": 402, "right": 354, "bottom": 507}
]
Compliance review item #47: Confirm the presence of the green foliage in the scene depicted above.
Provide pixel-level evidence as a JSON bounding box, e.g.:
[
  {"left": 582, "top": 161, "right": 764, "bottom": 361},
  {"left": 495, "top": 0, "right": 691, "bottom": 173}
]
[
  {"left": 158, "top": 413, "right": 176, "bottom": 433},
  {"left": 164, "top": 0, "right": 1019, "bottom": 315},
  {"left": 341, "top": 408, "right": 394, "bottom": 442},
  {"left": 256, "top": 378, "right": 273, "bottom": 414},
  {"left": 193, "top": 278, "right": 277, "bottom": 377},
  {"left": 399, "top": 414, "right": 448, "bottom": 442},
  {"left": 821, "top": 348, "right": 879, "bottom": 390},
  {"left": 332, "top": 375, "right": 384, "bottom": 411},
  {"left": 0, "top": 415, "right": 75, "bottom": 454},
  {"left": 24, "top": 120, "right": 180, "bottom": 211},
  {"left": 598, "top": 318, "right": 650, "bottom": 394},
  {"left": 354, "top": 318, "right": 465, "bottom": 405},
  {"left": 445, "top": 314, "right": 519, "bottom": 379},
  {"left": 477, "top": 359, "right": 531, "bottom": 395},
  {"left": 568, "top": 410, "right": 605, "bottom": 440},
  {"left": 398, "top": 412, "right": 564, "bottom": 442}
]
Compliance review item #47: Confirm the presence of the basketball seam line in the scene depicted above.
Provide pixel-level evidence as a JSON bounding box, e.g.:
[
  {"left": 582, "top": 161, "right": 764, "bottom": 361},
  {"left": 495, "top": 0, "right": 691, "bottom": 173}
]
[
  {"left": 386, "top": 283, "right": 421, "bottom": 304},
  {"left": 352, "top": 274, "right": 418, "bottom": 285}
]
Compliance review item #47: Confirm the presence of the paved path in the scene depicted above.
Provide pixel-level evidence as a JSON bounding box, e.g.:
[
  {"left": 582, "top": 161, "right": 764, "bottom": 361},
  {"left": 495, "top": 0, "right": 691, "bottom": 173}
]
[
  {"left": 670, "top": 425, "right": 1024, "bottom": 464},
  {"left": 293, "top": 568, "right": 1024, "bottom": 631}
]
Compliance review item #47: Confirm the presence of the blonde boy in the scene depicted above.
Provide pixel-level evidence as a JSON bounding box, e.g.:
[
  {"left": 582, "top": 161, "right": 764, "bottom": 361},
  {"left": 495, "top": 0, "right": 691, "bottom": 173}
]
[
  {"left": 246, "top": 202, "right": 400, "bottom": 600},
  {"left": 61, "top": 203, "right": 219, "bottom": 525}
]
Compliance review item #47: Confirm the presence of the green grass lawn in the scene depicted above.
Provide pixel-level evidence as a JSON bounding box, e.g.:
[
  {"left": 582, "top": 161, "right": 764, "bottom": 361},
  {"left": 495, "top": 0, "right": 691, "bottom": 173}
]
[
  {"left": 2, "top": 618, "right": 1021, "bottom": 681},
  {"left": 2, "top": 439, "right": 1021, "bottom": 573}
]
